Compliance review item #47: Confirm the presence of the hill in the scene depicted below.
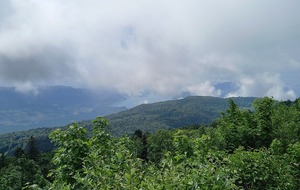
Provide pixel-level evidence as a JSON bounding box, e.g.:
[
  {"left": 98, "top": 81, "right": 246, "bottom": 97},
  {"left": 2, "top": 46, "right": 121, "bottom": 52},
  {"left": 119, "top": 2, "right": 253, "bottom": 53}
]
[
  {"left": 107, "top": 96, "right": 255, "bottom": 136},
  {"left": 0, "top": 96, "right": 256, "bottom": 155}
]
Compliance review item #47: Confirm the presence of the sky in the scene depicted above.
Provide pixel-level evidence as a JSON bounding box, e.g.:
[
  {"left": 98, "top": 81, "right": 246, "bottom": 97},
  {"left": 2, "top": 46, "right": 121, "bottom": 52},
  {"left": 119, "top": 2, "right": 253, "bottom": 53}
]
[{"left": 0, "top": 0, "right": 300, "bottom": 104}]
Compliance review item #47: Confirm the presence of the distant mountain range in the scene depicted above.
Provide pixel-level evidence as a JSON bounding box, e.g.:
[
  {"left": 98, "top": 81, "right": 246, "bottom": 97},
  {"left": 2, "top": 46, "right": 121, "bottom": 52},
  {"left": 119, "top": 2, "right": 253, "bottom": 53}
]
[
  {"left": 0, "top": 86, "right": 126, "bottom": 133},
  {"left": 0, "top": 82, "right": 254, "bottom": 134},
  {"left": 0, "top": 96, "right": 256, "bottom": 155}
]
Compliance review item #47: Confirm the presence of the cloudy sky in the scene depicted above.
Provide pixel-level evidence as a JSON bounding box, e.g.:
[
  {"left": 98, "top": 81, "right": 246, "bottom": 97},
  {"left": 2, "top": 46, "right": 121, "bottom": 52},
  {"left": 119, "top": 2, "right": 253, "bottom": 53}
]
[{"left": 0, "top": 0, "right": 299, "bottom": 103}]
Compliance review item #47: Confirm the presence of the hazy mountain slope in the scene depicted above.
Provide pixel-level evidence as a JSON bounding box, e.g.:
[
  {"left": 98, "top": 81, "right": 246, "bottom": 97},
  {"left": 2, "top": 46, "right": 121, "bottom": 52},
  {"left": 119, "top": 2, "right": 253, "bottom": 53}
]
[
  {"left": 107, "top": 96, "right": 255, "bottom": 136},
  {"left": 0, "top": 96, "right": 256, "bottom": 155},
  {"left": 0, "top": 86, "right": 126, "bottom": 133}
]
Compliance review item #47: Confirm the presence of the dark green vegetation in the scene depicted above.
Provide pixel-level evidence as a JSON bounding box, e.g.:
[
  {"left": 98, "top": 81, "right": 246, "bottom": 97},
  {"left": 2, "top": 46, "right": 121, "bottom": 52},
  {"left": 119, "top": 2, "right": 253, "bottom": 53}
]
[
  {"left": 0, "top": 136, "right": 54, "bottom": 189},
  {"left": 0, "top": 96, "right": 255, "bottom": 155},
  {"left": 0, "top": 127, "right": 54, "bottom": 156},
  {"left": 0, "top": 97, "right": 299, "bottom": 189}
]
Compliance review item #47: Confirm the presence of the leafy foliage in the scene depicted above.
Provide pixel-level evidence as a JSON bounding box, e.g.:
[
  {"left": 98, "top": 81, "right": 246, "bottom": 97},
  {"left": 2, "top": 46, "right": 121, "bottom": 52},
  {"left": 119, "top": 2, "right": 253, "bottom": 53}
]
[
  {"left": 0, "top": 148, "right": 51, "bottom": 189},
  {"left": 47, "top": 97, "right": 299, "bottom": 189},
  {"left": 0, "top": 96, "right": 299, "bottom": 189}
]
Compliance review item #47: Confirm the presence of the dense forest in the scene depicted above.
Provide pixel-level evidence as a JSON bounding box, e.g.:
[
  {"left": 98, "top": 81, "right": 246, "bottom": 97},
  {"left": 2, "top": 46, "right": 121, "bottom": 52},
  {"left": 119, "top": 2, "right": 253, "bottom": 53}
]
[{"left": 0, "top": 97, "right": 299, "bottom": 189}]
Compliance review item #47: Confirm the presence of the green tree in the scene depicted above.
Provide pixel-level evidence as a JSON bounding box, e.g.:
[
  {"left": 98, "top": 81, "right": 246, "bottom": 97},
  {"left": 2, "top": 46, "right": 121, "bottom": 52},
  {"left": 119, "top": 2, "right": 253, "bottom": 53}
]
[
  {"left": 132, "top": 130, "right": 148, "bottom": 161},
  {"left": 272, "top": 103, "right": 300, "bottom": 152},
  {"left": 286, "top": 142, "right": 300, "bottom": 188},
  {"left": 147, "top": 129, "right": 174, "bottom": 163},
  {"left": 49, "top": 123, "right": 89, "bottom": 189},
  {"left": 0, "top": 164, "right": 22, "bottom": 190},
  {"left": 49, "top": 117, "right": 144, "bottom": 189},
  {"left": 14, "top": 147, "right": 25, "bottom": 159},
  {"left": 17, "top": 157, "right": 47, "bottom": 188},
  {"left": 216, "top": 99, "right": 255, "bottom": 152},
  {"left": 26, "top": 136, "right": 39, "bottom": 161},
  {"left": 228, "top": 147, "right": 297, "bottom": 190},
  {"left": 47, "top": 108, "right": 299, "bottom": 189},
  {"left": 0, "top": 153, "right": 6, "bottom": 169},
  {"left": 253, "top": 97, "right": 275, "bottom": 147}
]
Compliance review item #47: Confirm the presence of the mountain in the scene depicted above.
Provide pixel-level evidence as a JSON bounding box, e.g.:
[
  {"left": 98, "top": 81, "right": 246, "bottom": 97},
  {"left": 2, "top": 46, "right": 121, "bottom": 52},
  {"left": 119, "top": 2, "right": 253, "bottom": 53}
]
[
  {"left": 0, "top": 96, "right": 256, "bottom": 155},
  {"left": 0, "top": 86, "right": 126, "bottom": 133},
  {"left": 107, "top": 96, "right": 255, "bottom": 136}
]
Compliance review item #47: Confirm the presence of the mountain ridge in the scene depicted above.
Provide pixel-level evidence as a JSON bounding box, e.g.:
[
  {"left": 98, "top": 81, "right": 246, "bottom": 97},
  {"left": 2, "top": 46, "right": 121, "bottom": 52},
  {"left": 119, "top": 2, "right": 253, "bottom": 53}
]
[
  {"left": 107, "top": 96, "right": 256, "bottom": 136},
  {"left": 0, "top": 96, "right": 256, "bottom": 155}
]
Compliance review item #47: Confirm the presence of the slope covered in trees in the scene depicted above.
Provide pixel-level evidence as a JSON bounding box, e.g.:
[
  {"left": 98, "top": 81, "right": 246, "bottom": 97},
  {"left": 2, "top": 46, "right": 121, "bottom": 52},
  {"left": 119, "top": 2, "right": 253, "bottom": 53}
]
[
  {"left": 0, "top": 127, "right": 55, "bottom": 156},
  {"left": 1, "top": 97, "right": 298, "bottom": 189},
  {"left": 0, "top": 96, "right": 255, "bottom": 155},
  {"left": 106, "top": 96, "right": 255, "bottom": 136}
]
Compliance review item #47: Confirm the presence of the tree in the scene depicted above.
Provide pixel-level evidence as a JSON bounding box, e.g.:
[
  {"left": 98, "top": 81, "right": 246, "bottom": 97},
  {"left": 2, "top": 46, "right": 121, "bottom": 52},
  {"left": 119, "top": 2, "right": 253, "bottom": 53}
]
[
  {"left": 0, "top": 164, "right": 22, "bottom": 189},
  {"left": 14, "top": 147, "right": 25, "bottom": 158},
  {"left": 132, "top": 130, "right": 148, "bottom": 161},
  {"left": 26, "top": 136, "right": 39, "bottom": 161},
  {"left": 17, "top": 157, "right": 46, "bottom": 188},
  {"left": 147, "top": 129, "right": 174, "bottom": 163},
  {"left": 49, "top": 122, "right": 89, "bottom": 189},
  {"left": 0, "top": 153, "right": 6, "bottom": 169},
  {"left": 49, "top": 117, "right": 144, "bottom": 189},
  {"left": 216, "top": 99, "right": 251, "bottom": 152},
  {"left": 253, "top": 97, "right": 275, "bottom": 147},
  {"left": 228, "top": 147, "right": 296, "bottom": 190},
  {"left": 272, "top": 103, "right": 300, "bottom": 152}
]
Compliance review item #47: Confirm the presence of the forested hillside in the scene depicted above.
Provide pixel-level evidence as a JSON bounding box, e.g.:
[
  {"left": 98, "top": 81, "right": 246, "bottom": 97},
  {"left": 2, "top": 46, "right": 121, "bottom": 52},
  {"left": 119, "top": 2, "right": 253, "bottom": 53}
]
[
  {"left": 0, "top": 97, "right": 299, "bottom": 189},
  {"left": 107, "top": 96, "right": 255, "bottom": 136},
  {"left": 0, "top": 127, "right": 54, "bottom": 155},
  {"left": 0, "top": 96, "right": 255, "bottom": 155}
]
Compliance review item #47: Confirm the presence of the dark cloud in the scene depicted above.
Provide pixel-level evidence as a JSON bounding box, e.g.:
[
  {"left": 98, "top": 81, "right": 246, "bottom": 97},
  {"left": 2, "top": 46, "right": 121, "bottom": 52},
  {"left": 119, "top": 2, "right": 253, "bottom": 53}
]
[
  {"left": 0, "top": 0, "right": 299, "bottom": 100},
  {"left": 0, "top": 46, "right": 78, "bottom": 85}
]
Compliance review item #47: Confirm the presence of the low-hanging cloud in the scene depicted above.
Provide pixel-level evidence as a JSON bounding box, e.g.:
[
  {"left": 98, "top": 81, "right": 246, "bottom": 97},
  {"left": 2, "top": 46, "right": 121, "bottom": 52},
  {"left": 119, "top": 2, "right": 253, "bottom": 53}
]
[
  {"left": 227, "top": 73, "right": 296, "bottom": 101},
  {"left": 0, "top": 0, "right": 299, "bottom": 100}
]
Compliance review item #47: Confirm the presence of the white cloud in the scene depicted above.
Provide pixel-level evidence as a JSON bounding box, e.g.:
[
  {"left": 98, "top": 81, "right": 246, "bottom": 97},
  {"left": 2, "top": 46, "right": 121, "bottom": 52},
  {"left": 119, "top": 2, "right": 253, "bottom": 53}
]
[
  {"left": 227, "top": 73, "right": 296, "bottom": 100},
  {"left": 186, "top": 81, "right": 221, "bottom": 97},
  {"left": 0, "top": 0, "right": 299, "bottom": 100},
  {"left": 14, "top": 81, "right": 39, "bottom": 95}
]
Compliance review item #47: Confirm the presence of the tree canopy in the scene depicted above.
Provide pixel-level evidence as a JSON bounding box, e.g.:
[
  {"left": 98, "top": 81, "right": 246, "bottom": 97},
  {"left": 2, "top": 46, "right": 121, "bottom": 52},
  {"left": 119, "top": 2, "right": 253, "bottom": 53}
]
[{"left": 0, "top": 97, "right": 299, "bottom": 189}]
